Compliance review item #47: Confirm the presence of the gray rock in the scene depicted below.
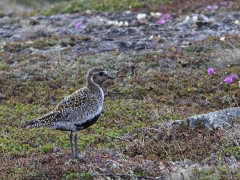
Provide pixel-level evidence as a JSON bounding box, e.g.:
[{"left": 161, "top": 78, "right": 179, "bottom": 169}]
[{"left": 172, "top": 107, "right": 240, "bottom": 129}]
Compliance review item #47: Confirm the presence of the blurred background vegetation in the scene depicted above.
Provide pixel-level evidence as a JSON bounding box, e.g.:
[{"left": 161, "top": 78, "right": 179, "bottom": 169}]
[
  {"left": 0, "top": 0, "right": 63, "bottom": 13},
  {"left": 2, "top": 0, "right": 240, "bottom": 15}
]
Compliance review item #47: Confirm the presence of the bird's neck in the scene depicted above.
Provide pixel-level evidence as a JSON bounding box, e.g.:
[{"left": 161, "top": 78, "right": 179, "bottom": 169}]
[
  {"left": 87, "top": 79, "right": 104, "bottom": 103},
  {"left": 87, "top": 77, "right": 103, "bottom": 94}
]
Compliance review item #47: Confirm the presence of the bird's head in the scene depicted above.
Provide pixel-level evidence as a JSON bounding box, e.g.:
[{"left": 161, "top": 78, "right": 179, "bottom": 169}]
[{"left": 87, "top": 67, "right": 115, "bottom": 86}]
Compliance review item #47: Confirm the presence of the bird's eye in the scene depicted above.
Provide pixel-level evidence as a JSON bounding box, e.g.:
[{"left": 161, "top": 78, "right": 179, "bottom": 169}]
[{"left": 99, "top": 72, "right": 104, "bottom": 76}]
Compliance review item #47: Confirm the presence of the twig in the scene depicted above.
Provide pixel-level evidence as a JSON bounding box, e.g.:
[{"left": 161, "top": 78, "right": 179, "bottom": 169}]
[{"left": 104, "top": 91, "right": 123, "bottom": 97}]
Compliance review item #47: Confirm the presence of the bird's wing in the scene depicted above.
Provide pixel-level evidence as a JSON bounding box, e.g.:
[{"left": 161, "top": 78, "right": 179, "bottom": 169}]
[
  {"left": 22, "top": 87, "right": 99, "bottom": 128},
  {"left": 52, "top": 87, "right": 93, "bottom": 113}
]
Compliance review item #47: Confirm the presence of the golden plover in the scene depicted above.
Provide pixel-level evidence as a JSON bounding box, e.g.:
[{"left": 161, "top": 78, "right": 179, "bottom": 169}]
[{"left": 22, "top": 67, "right": 114, "bottom": 159}]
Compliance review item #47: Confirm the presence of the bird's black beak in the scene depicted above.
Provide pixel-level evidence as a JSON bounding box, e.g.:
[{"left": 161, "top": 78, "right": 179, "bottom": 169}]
[{"left": 106, "top": 74, "right": 115, "bottom": 79}]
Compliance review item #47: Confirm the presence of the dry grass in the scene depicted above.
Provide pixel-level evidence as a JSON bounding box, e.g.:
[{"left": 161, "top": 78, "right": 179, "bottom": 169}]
[
  {"left": 18, "top": 22, "right": 53, "bottom": 40},
  {"left": 214, "top": 48, "right": 240, "bottom": 68}
]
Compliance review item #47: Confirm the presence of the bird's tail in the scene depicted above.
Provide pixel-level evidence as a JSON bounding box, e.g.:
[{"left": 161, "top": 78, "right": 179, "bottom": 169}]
[
  {"left": 21, "top": 118, "right": 40, "bottom": 128},
  {"left": 22, "top": 112, "right": 60, "bottom": 128}
]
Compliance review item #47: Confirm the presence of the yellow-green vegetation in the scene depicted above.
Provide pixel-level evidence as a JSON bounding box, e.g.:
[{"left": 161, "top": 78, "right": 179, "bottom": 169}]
[
  {"left": 37, "top": 0, "right": 171, "bottom": 16},
  {"left": 39, "top": 0, "right": 240, "bottom": 17},
  {"left": 1, "top": 34, "right": 240, "bottom": 179},
  {"left": 1, "top": 0, "right": 240, "bottom": 179},
  {"left": 6, "top": 0, "right": 240, "bottom": 17},
  {"left": 1, "top": 0, "right": 171, "bottom": 15}
]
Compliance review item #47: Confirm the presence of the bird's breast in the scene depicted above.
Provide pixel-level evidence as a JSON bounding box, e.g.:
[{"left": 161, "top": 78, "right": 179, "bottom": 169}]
[{"left": 75, "top": 113, "right": 101, "bottom": 130}]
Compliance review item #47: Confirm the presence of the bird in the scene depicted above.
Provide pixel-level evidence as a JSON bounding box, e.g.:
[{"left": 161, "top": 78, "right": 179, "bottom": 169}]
[{"left": 22, "top": 67, "right": 115, "bottom": 159}]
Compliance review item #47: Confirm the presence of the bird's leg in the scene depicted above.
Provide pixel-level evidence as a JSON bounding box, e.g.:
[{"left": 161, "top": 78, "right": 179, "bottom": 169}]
[
  {"left": 74, "top": 133, "right": 79, "bottom": 159},
  {"left": 73, "top": 132, "right": 84, "bottom": 159},
  {"left": 69, "top": 131, "right": 75, "bottom": 158}
]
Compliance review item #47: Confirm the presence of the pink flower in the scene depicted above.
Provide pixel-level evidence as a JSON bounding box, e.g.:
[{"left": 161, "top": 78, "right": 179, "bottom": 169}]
[
  {"left": 223, "top": 74, "right": 238, "bottom": 84},
  {"left": 213, "top": 5, "right": 218, "bottom": 9},
  {"left": 206, "top": 5, "right": 212, "bottom": 10},
  {"left": 224, "top": 77, "right": 233, "bottom": 84},
  {"left": 162, "top": 14, "right": 170, "bottom": 19},
  {"left": 230, "top": 74, "right": 238, "bottom": 80},
  {"left": 221, "top": 1, "right": 227, "bottom": 6},
  {"left": 157, "top": 19, "right": 166, "bottom": 25},
  {"left": 75, "top": 21, "right": 82, "bottom": 29},
  {"left": 207, "top": 68, "right": 214, "bottom": 75}
]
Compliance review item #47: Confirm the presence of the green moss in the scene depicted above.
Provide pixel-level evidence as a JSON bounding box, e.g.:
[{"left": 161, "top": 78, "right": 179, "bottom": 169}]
[
  {"left": 63, "top": 172, "right": 92, "bottom": 179},
  {"left": 195, "top": 169, "right": 215, "bottom": 180},
  {"left": 221, "top": 146, "right": 240, "bottom": 161},
  {"left": 0, "top": 63, "right": 8, "bottom": 70},
  {"left": 38, "top": 143, "right": 54, "bottom": 154}
]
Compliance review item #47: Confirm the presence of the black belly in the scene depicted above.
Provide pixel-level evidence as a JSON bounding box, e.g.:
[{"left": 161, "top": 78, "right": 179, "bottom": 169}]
[{"left": 75, "top": 114, "right": 101, "bottom": 131}]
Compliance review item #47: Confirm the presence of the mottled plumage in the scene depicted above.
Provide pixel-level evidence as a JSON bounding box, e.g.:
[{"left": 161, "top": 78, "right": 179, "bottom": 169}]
[{"left": 22, "top": 67, "right": 114, "bottom": 158}]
